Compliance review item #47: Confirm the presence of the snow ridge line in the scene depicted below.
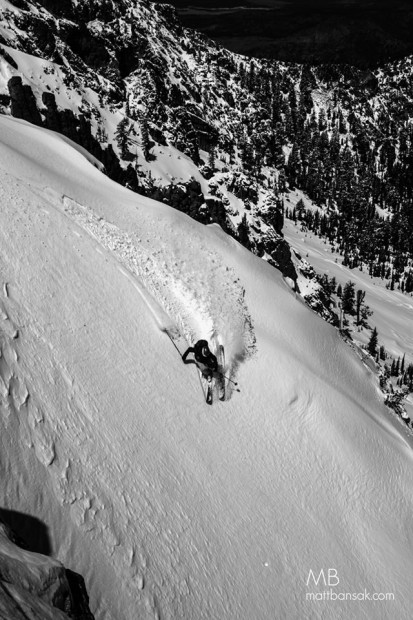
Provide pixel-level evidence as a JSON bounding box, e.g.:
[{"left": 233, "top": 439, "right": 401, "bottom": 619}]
[{"left": 61, "top": 196, "right": 256, "bottom": 369}]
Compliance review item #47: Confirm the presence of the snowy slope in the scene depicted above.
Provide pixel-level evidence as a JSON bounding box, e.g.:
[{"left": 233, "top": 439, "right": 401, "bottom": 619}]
[
  {"left": 284, "top": 206, "right": 413, "bottom": 430},
  {"left": 284, "top": 210, "right": 413, "bottom": 362},
  {"left": 1, "top": 115, "right": 413, "bottom": 620}
]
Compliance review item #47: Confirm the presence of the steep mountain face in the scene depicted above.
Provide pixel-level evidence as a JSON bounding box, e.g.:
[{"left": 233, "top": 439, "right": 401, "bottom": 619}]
[
  {"left": 1, "top": 113, "right": 413, "bottom": 620},
  {"left": 0, "top": 1, "right": 412, "bottom": 307},
  {"left": 0, "top": 0, "right": 296, "bottom": 280}
]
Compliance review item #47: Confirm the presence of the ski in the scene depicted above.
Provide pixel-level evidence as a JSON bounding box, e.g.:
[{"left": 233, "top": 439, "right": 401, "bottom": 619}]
[
  {"left": 206, "top": 375, "right": 213, "bottom": 405},
  {"left": 198, "top": 370, "right": 213, "bottom": 405},
  {"left": 217, "top": 344, "right": 226, "bottom": 401}
]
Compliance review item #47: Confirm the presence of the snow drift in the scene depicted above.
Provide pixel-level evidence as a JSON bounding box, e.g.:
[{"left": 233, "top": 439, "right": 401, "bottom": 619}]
[{"left": 0, "top": 115, "right": 412, "bottom": 619}]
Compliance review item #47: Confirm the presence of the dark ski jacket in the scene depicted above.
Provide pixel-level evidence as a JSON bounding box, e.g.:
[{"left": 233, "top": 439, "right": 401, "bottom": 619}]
[{"left": 194, "top": 340, "right": 218, "bottom": 372}]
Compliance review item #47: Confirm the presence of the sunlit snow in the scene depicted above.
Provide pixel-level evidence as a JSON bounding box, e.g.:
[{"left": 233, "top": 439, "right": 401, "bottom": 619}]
[{"left": 0, "top": 116, "right": 412, "bottom": 619}]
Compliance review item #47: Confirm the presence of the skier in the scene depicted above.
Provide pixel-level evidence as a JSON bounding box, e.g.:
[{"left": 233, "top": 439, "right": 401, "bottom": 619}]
[{"left": 182, "top": 339, "right": 218, "bottom": 380}]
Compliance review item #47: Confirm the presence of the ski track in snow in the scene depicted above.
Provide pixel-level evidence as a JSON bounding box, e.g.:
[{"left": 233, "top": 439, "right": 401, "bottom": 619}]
[{"left": 61, "top": 195, "right": 256, "bottom": 372}]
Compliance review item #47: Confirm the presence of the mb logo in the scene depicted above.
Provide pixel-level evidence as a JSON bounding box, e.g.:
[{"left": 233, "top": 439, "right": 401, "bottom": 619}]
[{"left": 306, "top": 569, "right": 340, "bottom": 587}]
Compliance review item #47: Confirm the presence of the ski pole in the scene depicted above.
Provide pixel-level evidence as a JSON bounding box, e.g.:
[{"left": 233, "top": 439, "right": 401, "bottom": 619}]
[
  {"left": 164, "top": 328, "right": 182, "bottom": 356},
  {"left": 217, "top": 370, "right": 238, "bottom": 385},
  {"left": 223, "top": 374, "right": 238, "bottom": 386},
  {"left": 219, "top": 372, "right": 240, "bottom": 390}
]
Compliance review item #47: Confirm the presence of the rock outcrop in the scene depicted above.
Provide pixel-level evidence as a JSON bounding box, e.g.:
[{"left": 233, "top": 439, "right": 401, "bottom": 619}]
[{"left": 0, "top": 518, "right": 94, "bottom": 620}]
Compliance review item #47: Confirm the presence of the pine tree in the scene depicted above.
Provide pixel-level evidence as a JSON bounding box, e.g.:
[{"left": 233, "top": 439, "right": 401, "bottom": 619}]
[
  {"left": 406, "top": 273, "right": 413, "bottom": 293},
  {"left": 96, "top": 124, "right": 108, "bottom": 144},
  {"left": 237, "top": 214, "right": 251, "bottom": 249},
  {"left": 355, "top": 289, "right": 365, "bottom": 326},
  {"left": 140, "top": 115, "right": 150, "bottom": 161},
  {"left": 341, "top": 281, "right": 355, "bottom": 314},
  {"left": 114, "top": 117, "right": 130, "bottom": 159},
  {"left": 395, "top": 357, "right": 400, "bottom": 376},
  {"left": 360, "top": 304, "right": 373, "bottom": 327},
  {"left": 208, "top": 146, "right": 215, "bottom": 174},
  {"left": 296, "top": 198, "right": 305, "bottom": 219},
  {"left": 287, "top": 143, "right": 301, "bottom": 187},
  {"left": 278, "top": 169, "right": 286, "bottom": 193},
  {"left": 368, "top": 327, "right": 378, "bottom": 356}
]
